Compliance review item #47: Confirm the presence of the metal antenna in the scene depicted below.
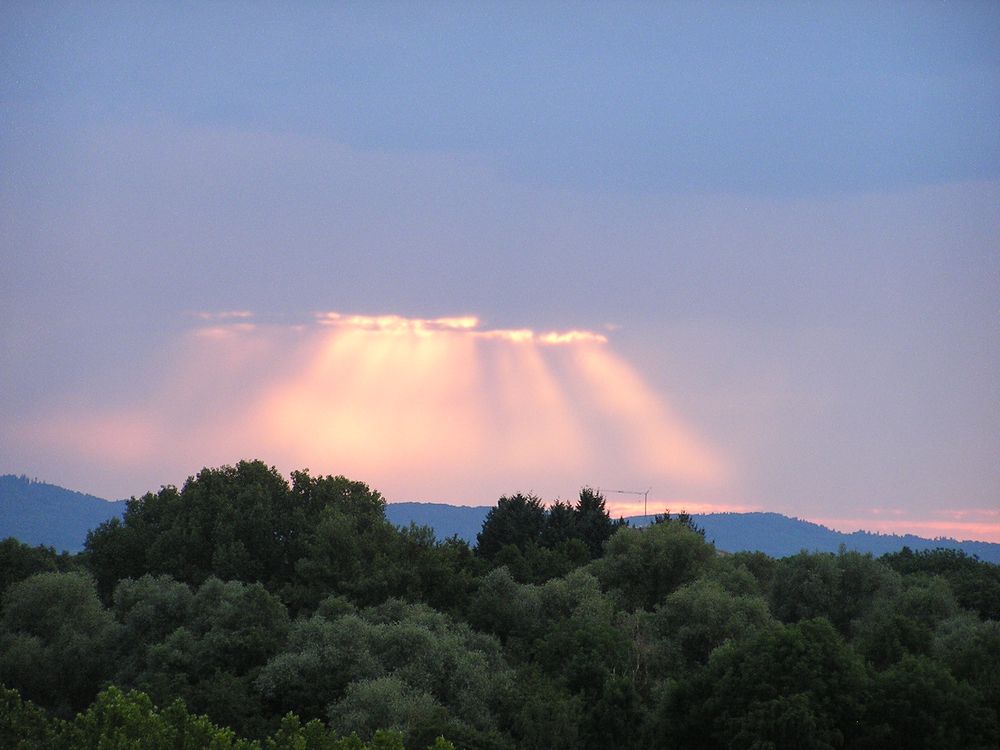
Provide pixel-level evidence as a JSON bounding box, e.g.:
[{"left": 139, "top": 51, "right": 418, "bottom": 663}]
[{"left": 610, "top": 487, "right": 652, "bottom": 526}]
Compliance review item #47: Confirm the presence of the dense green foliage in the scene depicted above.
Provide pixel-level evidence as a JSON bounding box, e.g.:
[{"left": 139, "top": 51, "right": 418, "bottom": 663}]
[
  {"left": 0, "top": 683, "right": 454, "bottom": 749},
  {"left": 2, "top": 460, "right": 998, "bottom": 748}
]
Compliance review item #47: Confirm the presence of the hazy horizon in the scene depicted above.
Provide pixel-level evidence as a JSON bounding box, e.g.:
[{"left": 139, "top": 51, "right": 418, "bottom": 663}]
[{"left": 7, "top": 467, "right": 1000, "bottom": 546}]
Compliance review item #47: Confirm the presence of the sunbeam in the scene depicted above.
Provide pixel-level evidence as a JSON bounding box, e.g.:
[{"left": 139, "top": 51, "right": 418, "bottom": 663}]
[{"left": 16, "top": 313, "right": 729, "bottom": 508}]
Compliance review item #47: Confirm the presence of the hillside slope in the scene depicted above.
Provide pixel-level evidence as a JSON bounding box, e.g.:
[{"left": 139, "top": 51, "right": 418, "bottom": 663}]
[{"left": 0, "top": 475, "right": 126, "bottom": 552}]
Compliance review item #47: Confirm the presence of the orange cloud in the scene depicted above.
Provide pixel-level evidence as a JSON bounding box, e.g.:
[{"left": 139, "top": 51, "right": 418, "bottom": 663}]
[
  {"left": 604, "top": 498, "right": 760, "bottom": 519},
  {"left": 16, "top": 313, "right": 728, "bottom": 505},
  {"left": 190, "top": 310, "right": 254, "bottom": 321},
  {"left": 193, "top": 323, "right": 258, "bottom": 338},
  {"left": 314, "top": 312, "right": 608, "bottom": 346}
]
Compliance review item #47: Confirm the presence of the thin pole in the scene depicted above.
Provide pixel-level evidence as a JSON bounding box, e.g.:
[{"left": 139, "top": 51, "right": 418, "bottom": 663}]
[{"left": 611, "top": 487, "right": 652, "bottom": 526}]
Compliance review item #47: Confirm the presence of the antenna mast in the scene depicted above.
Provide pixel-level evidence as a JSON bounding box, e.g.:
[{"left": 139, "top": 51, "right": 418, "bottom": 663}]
[{"left": 610, "top": 487, "right": 652, "bottom": 526}]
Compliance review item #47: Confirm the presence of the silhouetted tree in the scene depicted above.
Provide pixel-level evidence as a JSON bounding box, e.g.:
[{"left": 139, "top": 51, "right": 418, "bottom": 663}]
[
  {"left": 573, "top": 488, "right": 619, "bottom": 558},
  {"left": 475, "top": 494, "right": 546, "bottom": 560},
  {"left": 542, "top": 500, "right": 577, "bottom": 548}
]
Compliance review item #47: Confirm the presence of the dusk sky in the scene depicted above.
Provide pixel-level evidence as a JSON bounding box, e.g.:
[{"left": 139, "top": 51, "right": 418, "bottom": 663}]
[{"left": 2, "top": 3, "right": 998, "bottom": 540}]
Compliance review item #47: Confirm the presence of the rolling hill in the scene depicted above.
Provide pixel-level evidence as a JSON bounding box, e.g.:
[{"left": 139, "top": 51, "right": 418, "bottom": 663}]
[{"left": 0, "top": 475, "right": 127, "bottom": 552}]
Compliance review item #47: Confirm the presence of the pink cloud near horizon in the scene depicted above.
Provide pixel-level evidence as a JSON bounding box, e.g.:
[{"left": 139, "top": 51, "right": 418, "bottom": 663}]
[
  {"left": 812, "top": 515, "right": 1000, "bottom": 544},
  {"left": 12, "top": 313, "right": 730, "bottom": 511}
]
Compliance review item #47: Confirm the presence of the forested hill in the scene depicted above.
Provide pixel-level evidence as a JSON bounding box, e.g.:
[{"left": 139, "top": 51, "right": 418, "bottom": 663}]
[
  {"left": 386, "top": 502, "right": 1000, "bottom": 564},
  {"left": 2, "top": 476, "right": 999, "bottom": 563},
  {"left": 0, "top": 475, "right": 126, "bottom": 552}
]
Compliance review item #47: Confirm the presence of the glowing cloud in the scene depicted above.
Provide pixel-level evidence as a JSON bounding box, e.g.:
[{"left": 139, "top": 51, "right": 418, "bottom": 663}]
[
  {"left": 190, "top": 310, "right": 255, "bottom": 321},
  {"left": 14, "top": 313, "right": 728, "bottom": 508},
  {"left": 314, "top": 313, "right": 608, "bottom": 345}
]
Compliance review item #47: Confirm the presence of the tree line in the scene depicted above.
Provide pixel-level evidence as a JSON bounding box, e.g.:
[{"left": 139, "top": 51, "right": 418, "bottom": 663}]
[{"left": 1, "top": 459, "right": 999, "bottom": 749}]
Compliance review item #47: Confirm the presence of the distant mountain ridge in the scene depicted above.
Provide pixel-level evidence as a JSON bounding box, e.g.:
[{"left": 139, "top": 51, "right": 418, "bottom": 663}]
[
  {"left": 0, "top": 475, "right": 126, "bottom": 552},
  {"left": 1, "top": 475, "right": 998, "bottom": 564},
  {"left": 385, "top": 502, "right": 491, "bottom": 547},
  {"left": 385, "top": 502, "right": 1000, "bottom": 564},
  {"left": 682, "top": 511, "right": 1000, "bottom": 564}
]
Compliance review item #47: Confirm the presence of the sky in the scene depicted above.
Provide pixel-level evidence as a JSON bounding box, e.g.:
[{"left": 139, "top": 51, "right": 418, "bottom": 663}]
[{"left": 1, "top": 2, "right": 998, "bottom": 541}]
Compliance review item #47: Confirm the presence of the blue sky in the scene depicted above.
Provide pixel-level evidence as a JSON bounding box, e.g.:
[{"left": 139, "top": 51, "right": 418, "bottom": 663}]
[
  {"left": 2, "top": 2, "right": 998, "bottom": 539},
  {"left": 5, "top": 3, "right": 998, "bottom": 193}
]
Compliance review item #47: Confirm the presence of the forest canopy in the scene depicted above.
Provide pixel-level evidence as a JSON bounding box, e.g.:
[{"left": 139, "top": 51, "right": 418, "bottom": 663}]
[{"left": 2, "top": 460, "right": 998, "bottom": 749}]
